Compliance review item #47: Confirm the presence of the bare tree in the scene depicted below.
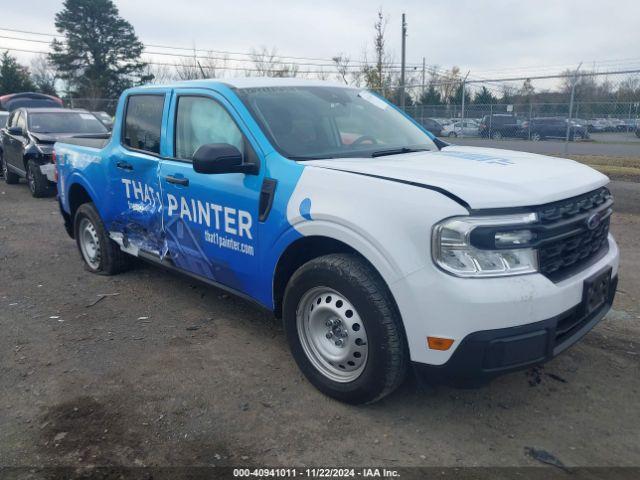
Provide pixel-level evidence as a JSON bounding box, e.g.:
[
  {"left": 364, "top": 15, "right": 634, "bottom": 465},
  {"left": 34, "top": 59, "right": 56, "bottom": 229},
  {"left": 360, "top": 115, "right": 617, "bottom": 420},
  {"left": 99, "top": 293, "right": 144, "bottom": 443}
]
[
  {"left": 250, "top": 47, "right": 298, "bottom": 77},
  {"left": 30, "top": 54, "right": 57, "bottom": 95},
  {"left": 332, "top": 55, "right": 351, "bottom": 85},
  {"left": 142, "top": 63, "right": 174, "bottom": 84}
]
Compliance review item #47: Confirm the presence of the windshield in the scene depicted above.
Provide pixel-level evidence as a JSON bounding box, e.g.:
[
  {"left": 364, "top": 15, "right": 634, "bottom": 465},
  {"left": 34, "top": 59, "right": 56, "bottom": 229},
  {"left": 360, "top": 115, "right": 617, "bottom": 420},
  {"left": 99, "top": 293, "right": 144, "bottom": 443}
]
[
  {"left": 28, "top": 112, "right": 108, "bottom": 134},
  {"left": 236, "top": 86, "right": 437, "bottom": 160}
]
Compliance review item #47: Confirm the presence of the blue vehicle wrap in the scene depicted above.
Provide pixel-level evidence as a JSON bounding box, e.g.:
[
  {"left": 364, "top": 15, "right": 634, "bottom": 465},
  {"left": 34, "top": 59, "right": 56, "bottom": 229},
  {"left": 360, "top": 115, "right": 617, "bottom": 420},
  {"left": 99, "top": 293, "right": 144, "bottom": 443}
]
[{"left": 57, "top": 83, "right": 305, "bottom": 309}]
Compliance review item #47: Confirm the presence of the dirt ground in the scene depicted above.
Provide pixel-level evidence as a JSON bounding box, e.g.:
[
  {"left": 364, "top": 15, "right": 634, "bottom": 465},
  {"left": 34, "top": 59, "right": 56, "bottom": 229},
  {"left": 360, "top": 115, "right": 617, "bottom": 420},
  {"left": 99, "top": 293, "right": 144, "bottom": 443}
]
[{"left": 0, "top": 180, "right": 639, "bottom": 474}]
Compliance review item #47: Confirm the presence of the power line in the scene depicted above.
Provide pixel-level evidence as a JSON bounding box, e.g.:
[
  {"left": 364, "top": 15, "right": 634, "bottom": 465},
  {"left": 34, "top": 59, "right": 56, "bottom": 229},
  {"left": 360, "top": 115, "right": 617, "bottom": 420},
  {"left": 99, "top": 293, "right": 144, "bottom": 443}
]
[{"left": 0, "top": 26, "right": 425, "bottom": 68}]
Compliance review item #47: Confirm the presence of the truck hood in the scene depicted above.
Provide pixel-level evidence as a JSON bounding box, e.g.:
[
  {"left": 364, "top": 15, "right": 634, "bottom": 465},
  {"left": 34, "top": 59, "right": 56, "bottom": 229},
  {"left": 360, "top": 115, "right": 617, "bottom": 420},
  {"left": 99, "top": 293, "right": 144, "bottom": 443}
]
[{"left": 302, "top": 146, "right": 609, "bottom": 209}]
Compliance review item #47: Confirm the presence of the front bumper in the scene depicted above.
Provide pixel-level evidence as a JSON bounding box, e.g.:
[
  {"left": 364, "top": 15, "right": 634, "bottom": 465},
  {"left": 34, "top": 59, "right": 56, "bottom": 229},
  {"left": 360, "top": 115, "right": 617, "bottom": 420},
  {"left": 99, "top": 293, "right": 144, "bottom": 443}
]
[
  {"left": 40, "top": 163, "right": 56, "bottom": 183},
  {"left": 413, "top": 274, "right": 617, "bottom": 386},
  {"left": 389, "top": 235, "right": 619, "bottom": 367}
]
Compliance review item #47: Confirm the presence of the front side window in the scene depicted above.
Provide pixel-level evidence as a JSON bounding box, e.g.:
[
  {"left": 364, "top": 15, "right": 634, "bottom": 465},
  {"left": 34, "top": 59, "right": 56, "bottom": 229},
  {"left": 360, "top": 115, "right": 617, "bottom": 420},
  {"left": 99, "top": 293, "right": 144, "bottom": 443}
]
[
  {"left": 175, "top": 96, "right": 244, "bottom": 160},
  {"left": 123, "top": 95, "right": 165, "bottom": 155},
  {"left": 237, "top": 86, "right": 436, "bottom": 160},
  {"left": 28, "top": 112, "right": 108, "bottom": 134}
]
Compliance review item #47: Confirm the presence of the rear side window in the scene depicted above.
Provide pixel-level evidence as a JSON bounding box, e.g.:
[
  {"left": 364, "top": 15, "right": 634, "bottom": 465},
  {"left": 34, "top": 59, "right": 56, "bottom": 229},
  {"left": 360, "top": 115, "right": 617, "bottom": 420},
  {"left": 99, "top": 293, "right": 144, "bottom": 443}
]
[{"left": 123, "top": 95, "right": 165, "bottom": 155}]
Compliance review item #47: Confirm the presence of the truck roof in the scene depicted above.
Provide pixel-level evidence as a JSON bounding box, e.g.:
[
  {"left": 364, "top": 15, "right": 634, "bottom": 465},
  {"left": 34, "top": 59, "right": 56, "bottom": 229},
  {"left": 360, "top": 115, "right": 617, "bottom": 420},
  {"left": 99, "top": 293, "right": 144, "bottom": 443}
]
[{"left": 134, "top": 77, "right": 350, "bottom": 92}]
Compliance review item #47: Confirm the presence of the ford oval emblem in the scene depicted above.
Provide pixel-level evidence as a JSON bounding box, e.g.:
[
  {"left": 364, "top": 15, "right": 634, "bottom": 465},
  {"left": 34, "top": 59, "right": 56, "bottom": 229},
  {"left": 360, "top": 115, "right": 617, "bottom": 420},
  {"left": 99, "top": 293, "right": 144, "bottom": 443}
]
[{"left": 586, "top": 212, "right": 601, "bottom": 230}]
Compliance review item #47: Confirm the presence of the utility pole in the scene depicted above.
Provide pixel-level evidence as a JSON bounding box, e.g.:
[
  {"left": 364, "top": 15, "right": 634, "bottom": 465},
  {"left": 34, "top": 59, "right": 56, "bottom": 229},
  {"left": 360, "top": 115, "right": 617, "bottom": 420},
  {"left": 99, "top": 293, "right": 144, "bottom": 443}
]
[
  {"left": 564, "top": 62, "right": 583, "bottom": 153},
  {"left": 460, "top": 71, "right": 470, "bottom": 137},
  {"left": 421, "top": 57, "right": 426, "bottom": 99},
  {"left": 400, "top": 13, "right": 407, "bottom": 109}
]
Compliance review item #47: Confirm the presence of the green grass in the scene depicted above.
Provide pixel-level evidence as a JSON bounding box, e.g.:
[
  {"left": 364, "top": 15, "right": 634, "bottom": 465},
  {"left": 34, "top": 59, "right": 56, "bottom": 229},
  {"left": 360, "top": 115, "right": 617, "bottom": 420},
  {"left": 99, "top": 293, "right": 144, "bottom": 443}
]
[{"left": 553, "top": 155, "right": 640, "bottom": 182}]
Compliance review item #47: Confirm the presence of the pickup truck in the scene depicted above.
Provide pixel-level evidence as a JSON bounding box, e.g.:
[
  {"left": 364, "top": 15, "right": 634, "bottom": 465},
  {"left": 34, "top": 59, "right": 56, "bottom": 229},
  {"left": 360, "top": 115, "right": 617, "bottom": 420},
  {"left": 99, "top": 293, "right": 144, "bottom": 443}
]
[{"left": 55, "top": 78, "right": 619, "bottom": 404}]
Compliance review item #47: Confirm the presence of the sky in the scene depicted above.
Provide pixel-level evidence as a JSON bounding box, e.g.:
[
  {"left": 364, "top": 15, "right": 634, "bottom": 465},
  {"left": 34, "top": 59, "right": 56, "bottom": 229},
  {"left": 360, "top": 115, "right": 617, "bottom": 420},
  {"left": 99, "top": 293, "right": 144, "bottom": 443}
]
[{"left": 1, "top": 0, "right": 640, "bottom": 82}]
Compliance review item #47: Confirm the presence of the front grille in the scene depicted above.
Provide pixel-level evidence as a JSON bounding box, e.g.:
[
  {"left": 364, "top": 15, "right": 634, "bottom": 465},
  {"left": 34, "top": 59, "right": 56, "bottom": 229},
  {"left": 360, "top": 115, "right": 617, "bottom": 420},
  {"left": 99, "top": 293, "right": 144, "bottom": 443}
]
[{"left": 535, "top": 187, "right": 613, "bottom": 281}]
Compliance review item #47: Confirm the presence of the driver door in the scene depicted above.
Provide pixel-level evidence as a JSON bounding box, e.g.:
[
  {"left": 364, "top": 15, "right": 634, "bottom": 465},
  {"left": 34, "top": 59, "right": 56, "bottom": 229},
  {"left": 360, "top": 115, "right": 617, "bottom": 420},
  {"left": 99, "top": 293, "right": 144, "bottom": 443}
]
[{"left": 159, "top": 90, "right": 263, "bottom": 296}]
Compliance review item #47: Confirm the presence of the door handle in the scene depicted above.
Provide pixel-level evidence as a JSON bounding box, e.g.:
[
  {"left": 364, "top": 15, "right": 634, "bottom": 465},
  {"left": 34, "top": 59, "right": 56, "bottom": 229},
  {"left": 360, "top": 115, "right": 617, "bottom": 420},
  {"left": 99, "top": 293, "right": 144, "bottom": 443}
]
[
  {"left": 165, "top": 175, "right": 189, "bottom": 186},
  {"left": 116, "top": 161, "right": 134, "bottom": 171}
]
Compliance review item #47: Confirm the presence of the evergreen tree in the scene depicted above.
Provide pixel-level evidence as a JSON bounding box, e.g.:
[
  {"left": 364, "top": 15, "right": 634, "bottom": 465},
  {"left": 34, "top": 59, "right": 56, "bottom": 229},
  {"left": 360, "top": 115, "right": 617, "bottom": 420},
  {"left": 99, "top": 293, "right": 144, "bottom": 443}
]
[
  {"left": 0, "top": 51, "right": 36, "bottom": 95},
  {"left": 473, "top": 86, "right": 496, "bottom": 105},
  {"left": 49, "top": 0, "right": 152, "bottom": 99},
  {"left": 418, "top": 85, "right": 442, "bottom": 105}
]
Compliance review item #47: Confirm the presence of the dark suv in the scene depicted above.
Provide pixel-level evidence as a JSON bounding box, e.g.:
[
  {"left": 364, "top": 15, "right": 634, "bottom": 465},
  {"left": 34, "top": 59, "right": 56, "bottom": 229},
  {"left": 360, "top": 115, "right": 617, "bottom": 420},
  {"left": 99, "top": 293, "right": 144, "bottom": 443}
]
[
  {"left": 1, "top": 108, "right": 109, "bottom": 197},
  {"left": 522, "top": 117, "right": 589, "bottom": 141},
  {"left": 478, "top": 114, "right": 522, "bottom": 139}
]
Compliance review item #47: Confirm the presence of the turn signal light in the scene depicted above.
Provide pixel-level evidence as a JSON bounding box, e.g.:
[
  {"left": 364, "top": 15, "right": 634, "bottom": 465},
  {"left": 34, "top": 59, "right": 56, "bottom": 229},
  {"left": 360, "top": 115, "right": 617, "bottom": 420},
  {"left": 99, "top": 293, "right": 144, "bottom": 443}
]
[{"left": 427, "top": 337, "right": 455, "bottom": 351}]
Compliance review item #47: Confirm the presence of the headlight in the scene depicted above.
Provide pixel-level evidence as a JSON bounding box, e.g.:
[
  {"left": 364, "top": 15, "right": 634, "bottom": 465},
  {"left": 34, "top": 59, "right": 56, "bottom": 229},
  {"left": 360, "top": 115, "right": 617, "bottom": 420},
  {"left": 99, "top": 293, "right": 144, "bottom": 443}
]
[{"left": 432, "top": 213, "right": 539, "bottom": 277}]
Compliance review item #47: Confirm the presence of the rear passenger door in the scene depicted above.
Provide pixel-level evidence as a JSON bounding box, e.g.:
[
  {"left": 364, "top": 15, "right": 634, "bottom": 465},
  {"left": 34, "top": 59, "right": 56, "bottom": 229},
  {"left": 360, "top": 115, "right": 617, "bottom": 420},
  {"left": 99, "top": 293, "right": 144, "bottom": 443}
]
[
  {"left": 107, "top": 93, "right": 167, "bottom": 257},
  {"left": 159, "top": 91, "right": 263, "bottom": 295}
]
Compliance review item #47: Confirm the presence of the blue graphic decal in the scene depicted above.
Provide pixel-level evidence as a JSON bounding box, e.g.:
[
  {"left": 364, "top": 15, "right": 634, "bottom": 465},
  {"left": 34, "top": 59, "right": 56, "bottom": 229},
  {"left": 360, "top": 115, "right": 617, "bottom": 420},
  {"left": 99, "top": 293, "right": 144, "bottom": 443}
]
[
  {"left": 299, "top": 197, "right": 312, "bottom": 220},
  {"left": 440, "top": 151, "right": 514, "bottom": 165}
]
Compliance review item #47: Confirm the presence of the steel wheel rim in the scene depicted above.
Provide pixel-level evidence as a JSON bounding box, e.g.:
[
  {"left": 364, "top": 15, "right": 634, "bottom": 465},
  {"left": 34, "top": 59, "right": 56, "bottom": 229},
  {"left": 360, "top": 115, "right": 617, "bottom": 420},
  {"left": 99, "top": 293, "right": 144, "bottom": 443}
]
[
  {"left": 296, "top": 287, "right": 369, "bottom": 383},
  {"left": 79, "top": 217, "right": 101, "bottom": 269}
]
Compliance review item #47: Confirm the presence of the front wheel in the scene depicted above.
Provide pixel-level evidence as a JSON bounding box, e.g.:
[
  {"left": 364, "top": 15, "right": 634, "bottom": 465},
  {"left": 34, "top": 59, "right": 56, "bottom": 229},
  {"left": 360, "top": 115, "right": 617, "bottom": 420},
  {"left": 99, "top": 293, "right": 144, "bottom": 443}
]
[
  {"left": 448, "top": 131, "right": 457, "bottom": 138},
  {"left": 531, "top": 133, "right": 542, "bottom": 141},
  {"left": 26, "top": 160, "right": 54, "bottom": 197},
  {"left": 74, "top": 203, "right": 131, "bottom": 275},
  {"left": 283, "top": 254, "right": 408, "bottom": 404}
]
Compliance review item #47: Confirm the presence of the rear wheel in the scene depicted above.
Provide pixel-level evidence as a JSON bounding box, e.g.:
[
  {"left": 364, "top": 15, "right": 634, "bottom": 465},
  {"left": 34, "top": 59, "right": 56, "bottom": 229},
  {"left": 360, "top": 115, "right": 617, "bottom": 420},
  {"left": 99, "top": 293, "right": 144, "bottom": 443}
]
[
  {"left": 491, "top": 131, "right": 503, "bottom": 140},
  {"left": 74, "top": 203, "right": 131, "bottom": 275},
  {"left": 283, "top": 254, "right": 408, "bottom": 404},
  {"left": 531, "top": 132, "right": 542, "bottom": 141},
  {"left": 448, "top": 132, "right": 457, "bottom": 138},
  {"left": 26, "top": 160, "right": 54, "bottom": 198},
  {"left": 1, "top": 152, "right": 19, "bottom": 184}
]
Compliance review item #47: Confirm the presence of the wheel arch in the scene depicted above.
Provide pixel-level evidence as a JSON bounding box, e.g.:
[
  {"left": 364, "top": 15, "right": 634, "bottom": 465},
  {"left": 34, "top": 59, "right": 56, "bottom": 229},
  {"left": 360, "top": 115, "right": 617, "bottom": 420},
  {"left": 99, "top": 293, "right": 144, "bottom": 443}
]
[
  {"left": 272, "top": 235, "right": 401, "bottom": 321},
  {"left": 67, "top": 182, "right": 96, "bottom": 236}
]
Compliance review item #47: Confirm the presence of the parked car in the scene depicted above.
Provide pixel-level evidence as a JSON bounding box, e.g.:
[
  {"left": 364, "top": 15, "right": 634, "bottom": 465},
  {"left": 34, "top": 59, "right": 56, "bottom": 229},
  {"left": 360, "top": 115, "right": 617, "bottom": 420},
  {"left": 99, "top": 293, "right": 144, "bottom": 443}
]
[
  {"left": 417, "top": 117, "right": 443, "bottom": 136},
  {"left": 54, "top": 79, "right": 618, "bottom": 404},
  {"left": 92, "top": 111, "right": 114, "bottom": 130},
  {"left": 522, "top": 117, "right": 589, "bottom": 141},
  {"left": 1, "top": 108, "right": 109, "bottom": 197},
  {"left": 442, "top": 120, "right": 479, "bottom": 137},
  {"left": 0, "top": 92, "right": 63, "bottom": 111},
  {"left": 478, "top": 114, "right": 522, "bottom": 139},
  {"left": 586, "top": 118, "right": 608, "bottom": 133}
]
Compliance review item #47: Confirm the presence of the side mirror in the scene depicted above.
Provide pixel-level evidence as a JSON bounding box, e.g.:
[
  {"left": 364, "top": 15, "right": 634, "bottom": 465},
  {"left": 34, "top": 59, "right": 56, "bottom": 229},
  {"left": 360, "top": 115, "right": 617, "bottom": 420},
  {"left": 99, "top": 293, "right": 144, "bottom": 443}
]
[
  {"left": 192, "top": 143, "right": 257, "bottom": 175},
  {"left": 8, "top": 126, "right": 24, "bottom": 136}
]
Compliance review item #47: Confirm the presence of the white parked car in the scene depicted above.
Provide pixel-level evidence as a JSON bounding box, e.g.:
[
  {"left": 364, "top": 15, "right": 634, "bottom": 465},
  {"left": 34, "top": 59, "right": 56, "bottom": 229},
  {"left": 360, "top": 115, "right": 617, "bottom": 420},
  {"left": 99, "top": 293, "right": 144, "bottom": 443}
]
[{"left": 442, "top": 120, "right": 479, "bottom": 137}]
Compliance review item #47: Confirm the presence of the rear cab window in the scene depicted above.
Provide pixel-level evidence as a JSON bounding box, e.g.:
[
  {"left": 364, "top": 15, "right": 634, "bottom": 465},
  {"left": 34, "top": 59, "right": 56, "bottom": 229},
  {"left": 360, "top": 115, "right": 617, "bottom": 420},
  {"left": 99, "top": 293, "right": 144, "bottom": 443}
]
[{"left": 122, "top": 94, "right": 165, "bottom": 155}]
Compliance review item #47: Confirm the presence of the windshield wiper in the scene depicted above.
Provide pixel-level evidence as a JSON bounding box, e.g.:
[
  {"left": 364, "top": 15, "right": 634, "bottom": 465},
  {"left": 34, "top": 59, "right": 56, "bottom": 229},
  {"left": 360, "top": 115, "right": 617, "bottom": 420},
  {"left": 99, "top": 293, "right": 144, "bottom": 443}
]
[{"left": 371, "top": 147, "right": 429, "bottom": 158}]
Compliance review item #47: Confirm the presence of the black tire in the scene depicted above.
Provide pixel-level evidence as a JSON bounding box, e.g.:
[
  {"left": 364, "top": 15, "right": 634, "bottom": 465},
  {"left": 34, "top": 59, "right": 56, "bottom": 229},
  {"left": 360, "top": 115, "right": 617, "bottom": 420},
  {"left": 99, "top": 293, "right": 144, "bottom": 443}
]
[
  {"left": 1, "top": 152, "right": 19, "bottom": 184},
  {"left": 283, "top": 253, "right": 408, "bottom": 404},
  {"left": 26, "top": 160, "right": 54, "bottom": 198},
  {"left": 491, "top": 131, "right": 503, "bottom": 140},
  {"left": 74, "top": 202, "right": 131, "bottom": 275}
]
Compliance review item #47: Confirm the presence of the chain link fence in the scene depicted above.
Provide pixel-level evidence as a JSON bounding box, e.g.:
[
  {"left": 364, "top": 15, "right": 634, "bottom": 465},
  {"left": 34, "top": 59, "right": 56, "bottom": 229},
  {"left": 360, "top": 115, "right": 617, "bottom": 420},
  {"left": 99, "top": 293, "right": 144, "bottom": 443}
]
[{"left": 399, "top": 69, "right": 640, "bottom": 151}]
